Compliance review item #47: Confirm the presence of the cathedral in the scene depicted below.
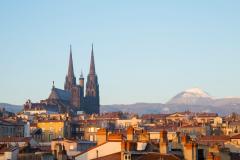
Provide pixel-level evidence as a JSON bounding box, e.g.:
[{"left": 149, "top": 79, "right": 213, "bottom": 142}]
[{"left": 34, "top": 45, "right": 100, "bottom": 115}]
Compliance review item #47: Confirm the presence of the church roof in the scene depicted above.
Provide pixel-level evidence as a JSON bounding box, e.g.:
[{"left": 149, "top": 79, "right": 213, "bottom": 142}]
[
  {"left": 44, "top": 104, "right": 60, "bottom": 113},
  {"left": 49, "top": 87, "right": 71, "bottom": 102}
]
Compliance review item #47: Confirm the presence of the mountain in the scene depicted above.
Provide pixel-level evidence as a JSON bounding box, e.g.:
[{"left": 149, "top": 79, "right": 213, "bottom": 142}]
[
  {"left": 167, "top": 88, "right": 213, "bottom": 105},
  {"left": 0, "top": 103, "right": 23, "bottom": 113},
  {"left": 101, "top": 103, "right": 240, "bottom": 115},
  {"left": 101, "top": 103, "right": 165, "bottom": 115},
  {"left": 102, "top": 88, "right": 240, "bottom": 115}
]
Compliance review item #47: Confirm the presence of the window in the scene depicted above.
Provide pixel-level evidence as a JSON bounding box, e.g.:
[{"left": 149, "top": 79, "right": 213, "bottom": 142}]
[
  {"left": 90, "top": 135, "right": 94, "bottom": 141},
  {"left": 124, "top": 154, "right": 131, "bottom": 160}
]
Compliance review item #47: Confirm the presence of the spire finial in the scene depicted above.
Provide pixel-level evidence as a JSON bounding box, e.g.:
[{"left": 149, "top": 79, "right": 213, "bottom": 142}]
[
  {"left": 52, "top": 81, "right": 55, "bottom": 88},
  {"left": 67, "top": 45, "right": 74, "bottom": 77},
  {"left": 80, "top": 70, "right": 84, "bottom": 78},
  {"left": 89, "top": 43, "right": 96, "bottom": 74}
]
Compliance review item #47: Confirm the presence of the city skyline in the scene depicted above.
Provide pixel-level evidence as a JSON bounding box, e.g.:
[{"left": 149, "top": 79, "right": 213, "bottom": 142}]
[{"left": 0, "top": 1, "right": 240, "bottom": 105}]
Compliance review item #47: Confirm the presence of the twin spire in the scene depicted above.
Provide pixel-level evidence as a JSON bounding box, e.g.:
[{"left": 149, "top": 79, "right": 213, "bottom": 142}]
[
  {"left": 89, "top": 44, "right": 96, "bottom": 75},
  {"left": 67, "top": 45, "right": 75, "bottom": 78},
  {"left": 67, "top": 44, "right": 96, "bottom": 79}
]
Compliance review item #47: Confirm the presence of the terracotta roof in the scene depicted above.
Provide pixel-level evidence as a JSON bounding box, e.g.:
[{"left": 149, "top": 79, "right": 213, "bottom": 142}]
[
  {"left": 199, "top": 136, "right": 230, "bottom": 141},
  {"left": 180, "top": 124, "right": 203, "bottom": 128},
  {"left": 30, "top": 123, "right": 37, "bottom": 127},
  {"left": 0, "top": 137, "right": 32, "bottom": 143},
  {"left": 38, "top": 120, "right": 65, "bottom": 123},
  {"left": 231, "top": 134, "right": 240, "bottom": 139},
  {"left": 146, "top": 125, "right": 178, "bottom": 132},
  {"left": 198, "top": 136, "right": 230, "bottom": 144},
  {"left": 136, "top": 152, "right": 180, "bottom": 160},
  {"left": 97, "top": 112, "right": 122, "bottom": 119},
  {"left": 195, "top": 113, "right": 218, "bottom": 117},
  {"left": 142, "top": 114, "right": 169, "bottom": 120},
  {"left": 24, "top": 102, "right": 59, "bottom": 113},
  {"left": 229, "top": 121, "right": 240, "bottom": 126}
]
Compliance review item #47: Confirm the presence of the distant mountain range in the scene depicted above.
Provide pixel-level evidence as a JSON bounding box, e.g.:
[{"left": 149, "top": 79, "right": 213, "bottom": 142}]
[
  {"left": 2, "top": 88, "right": 240, "bottom": 115},
  {"left": 101, "top": 88, "right": 240, "bottom": 115},
  {"left": 0, "top": 103, "right": 23, "bottom": 113}
]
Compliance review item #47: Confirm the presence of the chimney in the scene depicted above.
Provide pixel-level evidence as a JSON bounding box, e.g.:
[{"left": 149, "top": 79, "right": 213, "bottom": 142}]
[
  {"left": 214, "top": 155, "right": 221, "bottom": 160},
  {"left": 183, "top": 142, "right": 198, "bottom": 160},
  {"left": 121, "top": 141, "right": 133, "bottom": 160},
  {"left": 159, "top": 131, "right": 168, "bottom": 154},
  {"left": 121, "top": 141, "right": 125, "bottom": 160},
  {"left": 138, "top": 130, "right": 150, "bottom": 142},
  {"left": 175, "top": 132, "right": 181, "bottom": 143},
  {"left": 96, "top": 128, "right": 108, "bottom": 145},
  {"left": 126, "top": 126, "right": 134, "bottom": 141},
  {"left": 181, "top": 134, "right": 189, "bottom": 146},
  {"left": 108, "top": 133, "right": 123, "bottom": 141},
  {"left": 207, "top": 152, "right": 214, "bottom": 160}
]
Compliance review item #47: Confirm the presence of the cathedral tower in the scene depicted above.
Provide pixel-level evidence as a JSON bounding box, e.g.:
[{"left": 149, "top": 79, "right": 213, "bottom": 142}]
[{"left": 85, "top": 44, "right": 100, "bottom": 114}]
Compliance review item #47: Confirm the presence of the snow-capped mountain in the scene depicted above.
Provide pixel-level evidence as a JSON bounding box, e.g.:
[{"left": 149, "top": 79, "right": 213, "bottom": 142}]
[{"left": 167, "top": 88, "right": 214, "bottom": 105}]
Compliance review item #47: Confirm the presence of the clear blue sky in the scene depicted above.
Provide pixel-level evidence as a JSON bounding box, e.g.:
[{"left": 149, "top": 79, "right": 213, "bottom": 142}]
[{"left": 0, "top": 1, "right": 239, "bottom": 105}]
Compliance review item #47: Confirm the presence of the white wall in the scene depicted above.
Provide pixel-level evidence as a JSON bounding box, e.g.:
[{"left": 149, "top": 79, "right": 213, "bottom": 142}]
[{"left": 75, "top": 141, "right": 121, "bottom": 160}]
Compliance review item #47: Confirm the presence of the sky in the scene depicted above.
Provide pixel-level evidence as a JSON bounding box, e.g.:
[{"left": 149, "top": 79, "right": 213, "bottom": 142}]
[{"left": 0, "top": 0, "right": 240, "bottom": 105}]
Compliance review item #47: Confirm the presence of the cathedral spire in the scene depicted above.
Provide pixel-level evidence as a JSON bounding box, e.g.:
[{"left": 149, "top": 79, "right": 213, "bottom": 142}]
[
  {"left": 68, "top": 45, "right": 74, "bottom": 77},
  {"left": 89, "top": 44, "right": 96, "bottom": 75},
  {"left": 64, "top": 45, "right": 76, "bottom": 91},
  {"left": 85, "top": 43, "right": 100, "bottom": 114}
]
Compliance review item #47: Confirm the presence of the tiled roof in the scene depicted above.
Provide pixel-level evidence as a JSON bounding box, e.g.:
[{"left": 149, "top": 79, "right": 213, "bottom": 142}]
[
  {"left": 229, "top": 121, "right": 240, "bottom": 126},
  {"left": 0, "top": 137, "right": 32, "bottom": 143},
  {"left": 146, "top": 125, "right": 178, "bottom": 132},
  {"left": 195, "top": 113, "right": 218, "bottom": 117},
  {"left": 24, "top": 102, "right": 59, "bottom": 113},
  {"left": 231, "top": 134, "right": 240, "bottom": 139},
  {"left": 180, "top": 124, "right": 203, "bottom": 128},
  {"left": 136, "top": 152, "right": 180, "bottom": 160},
  {"left": 97, "top": 112, "right": 122, "bottom": 119},
  {"left": 37, "top": 119, "right": 65, "bottom": 123},
  {"left": 142, "top": 114, "right": 169, "bottom": 120},
  {"left": 44, "top": 104, "right": 59, "bottom": 113},
  {"left": 198, "top": 135, "right": 230, "bottom": 142},
  {"left": 48, "top": 88, "right": 71, "bottom": 102}
]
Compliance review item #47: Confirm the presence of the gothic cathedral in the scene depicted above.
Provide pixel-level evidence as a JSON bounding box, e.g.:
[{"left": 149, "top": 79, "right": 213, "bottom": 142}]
[{"left": 63, "top": 45, "right": 100, "bottom": 114}]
